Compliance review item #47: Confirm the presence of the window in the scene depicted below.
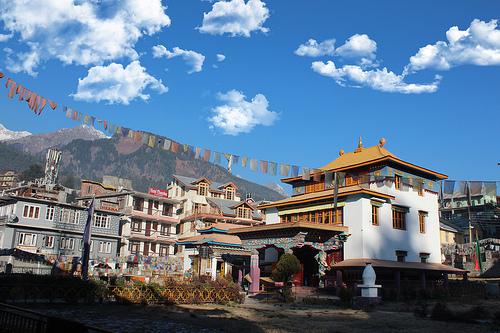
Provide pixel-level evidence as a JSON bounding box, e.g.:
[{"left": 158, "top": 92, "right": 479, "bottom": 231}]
[
  {"left": 98, "top": 241, "right": 112, "bottom": 253},
  {"left": 392, "top": 208, "right": 406, "bottom": 230},
  {"left": 129, "top": 242, "right": 140, "bottom": 254},
  {"left": 60, "top": 209, "right": 80, "bottom": 224},
  {"left": 396, "top": 250, "right": 407, "bottom": 262},
  {"left": 345, "top": 175, "right": 360, "bottom": 186},
  {"left": 19, "top": 233, "right": 37, "bottom": 246},
  {"left": 160, "top": 245, "right": 169, "bottom": 256},
  {"left": 160, "top": 224, "right": 170, "bottom": 236},
  {"left": 198, "top": 182, "right": 209, "bottom": 196},
  {"left": 132, "top": 197, "right": 144, "bottom": 211},
  {"left": 333, "top": 207, "right": 343, "bottom": 224},
  {"left": 46, "top": 206, "right": 55, "bottom": 221},
  {"left": 419, "top": 211, "right": 427, "bottom": 234},
  {"left": 162, "top": 204, "right": 173, "bottom": 216},
  {"left": 236, "top": 206, "right": 252, "bottom": 219},
  {"left": 225, "top": 186, "right": 235, "bottom": 200},
  {"left": 22, "top": 205, "right": 40, "bottom": 219},
  {"left": 394, "top": 175, "right": 402, "bottom": 190},
  {"left": 131, "top": 219, "right": 142, "bottom": 232},
  {"left": 305, "top": 181, "right": 325, "bottom": 193},
  {"left": 61, "top": 237, "right": 75, "bottom": 250},
  {"left": 372, "top": 205, "right": 379, "bottom": 226},
  {"left": 44, "top": 235, "right": 54, "bottom": 248},
  {"left": 93, "top": 213, "right": 110, "bottom": 228}
]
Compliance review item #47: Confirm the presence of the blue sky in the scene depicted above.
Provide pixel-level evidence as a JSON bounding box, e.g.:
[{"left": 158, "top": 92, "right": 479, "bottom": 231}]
[{"left": 0, "top": 0, "right": 498, "bottom": 188}]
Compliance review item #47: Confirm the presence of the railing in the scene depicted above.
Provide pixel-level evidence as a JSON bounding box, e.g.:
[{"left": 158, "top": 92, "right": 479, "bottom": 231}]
[
  {"left": 0, "top": 303, "right": 110, "bottom": 333},
  {"left": 184, "top": 207, "right": 222, "bottom": 217},
  {"left": 129, "top": 230, "right": 177, "bottom": 243},
  {"left": 131, "top": 207, "right": 174, "bottom": 218}
]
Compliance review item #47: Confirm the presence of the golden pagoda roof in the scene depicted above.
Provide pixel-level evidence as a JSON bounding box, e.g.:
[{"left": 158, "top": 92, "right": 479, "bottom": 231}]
[{"left": 282, "top": 139, "right": 447, "bottom": 182}]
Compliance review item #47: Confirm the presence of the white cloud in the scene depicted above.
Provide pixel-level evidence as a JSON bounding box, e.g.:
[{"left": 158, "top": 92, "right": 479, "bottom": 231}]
[
  {"left": 217, "top": 53, "right": 226, "bottom": 62},
  {"left": 294, "top": 38, "right": 335, "bottom": 57},
  {"left": 406, "top": 19, "right": 500, "bottom": 73},
  {"left": 0, "top": 33, "right": 11, "bottom": 42},
  {"left": 0, "top": 0, "right": 170, "bottom": 75},
  {"left": 335, "top": 34, "right": 377, "bottom": 62},
  {"left": 198, "top": 0, "right": 270, "bottom": 37},
  {"left": 72, "top": 60, "right": 167, "bottom": 105},
  {"left": 312, "top": 60, "right": 440, "bottom": 94},
  {"left": 208, "top": 90, "right": 278, "bottom": 135},
  {"left": 152, "top": 45, "right": 205, "bottom": 73}
]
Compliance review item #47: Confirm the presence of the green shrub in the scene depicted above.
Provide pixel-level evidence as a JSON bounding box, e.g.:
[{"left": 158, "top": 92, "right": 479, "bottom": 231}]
[{"left": 271, "top": 253, "right": 300, "bottom": 283}]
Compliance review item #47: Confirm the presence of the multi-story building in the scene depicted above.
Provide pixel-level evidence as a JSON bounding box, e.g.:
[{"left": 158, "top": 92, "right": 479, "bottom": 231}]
[
  {"left": 168, "top": 175, "right": 263, "bottom": 273},
  {"left": 79, "top": 179, "right": 181, "bottom": 272},
  {"left": 231, "top": 139, "right": 465, "bottom": 289},
  {"left": 0, "top": 185, "right": 122, "bottom": 273},
  {"left": 121, "top": 190, "right": 180, "bottom": 262}
]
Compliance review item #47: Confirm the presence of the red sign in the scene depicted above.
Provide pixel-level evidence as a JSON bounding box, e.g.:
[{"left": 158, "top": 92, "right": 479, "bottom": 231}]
[{"left": 148, "top": 188, "right": 168, "bottom": 198}]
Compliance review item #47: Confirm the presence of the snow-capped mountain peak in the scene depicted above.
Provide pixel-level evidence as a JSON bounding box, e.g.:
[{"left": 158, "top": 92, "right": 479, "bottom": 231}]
[{"left": 0, "top": 123, "right": 32, "bottom": 141}]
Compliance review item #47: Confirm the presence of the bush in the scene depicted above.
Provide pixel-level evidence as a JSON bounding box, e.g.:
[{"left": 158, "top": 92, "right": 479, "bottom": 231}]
[{"left": 271, "top": 253, "right": 300, "bottom": 283}]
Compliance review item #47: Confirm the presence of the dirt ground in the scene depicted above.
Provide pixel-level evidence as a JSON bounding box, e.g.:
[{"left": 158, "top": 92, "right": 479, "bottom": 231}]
[{"left": 25, "top": 297, "right": 500, "bottom": 333}]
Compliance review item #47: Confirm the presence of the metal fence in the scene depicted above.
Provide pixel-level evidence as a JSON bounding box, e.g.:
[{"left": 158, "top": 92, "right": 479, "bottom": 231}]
[{"left": 0, "top": 303, "right": 110, "bottom": 333}]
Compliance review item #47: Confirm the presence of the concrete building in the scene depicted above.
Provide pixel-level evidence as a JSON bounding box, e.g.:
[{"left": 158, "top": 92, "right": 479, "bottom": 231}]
[
  {"left": 0, "top": 187, "right": 122, "bottom": 272},
  {"left": 168, "top": 175, "right": 263, "bottom": 275},
  {"left": 233, "top": 138, "right": 464, "bottom": 290}
]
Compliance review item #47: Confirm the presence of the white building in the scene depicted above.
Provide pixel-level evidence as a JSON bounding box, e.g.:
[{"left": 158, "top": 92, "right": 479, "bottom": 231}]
[{"left": 168, "top": 175, "right": 263, "bottom": 275}]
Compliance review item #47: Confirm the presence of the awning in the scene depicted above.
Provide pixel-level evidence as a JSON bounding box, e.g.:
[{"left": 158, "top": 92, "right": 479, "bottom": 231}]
[{"left": 332, "top": 258, "right": 467, "bottom": 274}]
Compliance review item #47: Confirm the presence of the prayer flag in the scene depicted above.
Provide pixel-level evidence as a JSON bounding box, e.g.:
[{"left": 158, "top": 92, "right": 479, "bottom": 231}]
[
  {"left": 324, "top": 172, "right": 334, "bottom": 189},
  {"left": 195, "top": 147, "right": 201, "bottom": 159},
  {"left": 280, "top": 164, "right": 290, "bottom": 177},
  {"left": 241, "top": 156, "right": 248, "bottom": 168},
  {"left": 203, "top": 149, "right": 211, "bottom": 161},
  {"left": 183, "top": 144, "right": 189, "bottom": 153},
  {"left": 260, "top": 160, "right": 268, "bottom": 174},
  {"left": 250, "top": 159, "right": 258, "bottom": 171},
  {"left": 301, "top": 168, "right": 310, "bottom": 181},
  {"left": 163, "top": 139, "right": 171, "bottom": 150},
  {"left": 171, "top": 141, "right": 179, "bottom": 153},
  {"left": 148, "top": 135, "right": 156, "bottom": 148},
  {"left": 313, "top": 170, "right": 321, "bottom": 182},
  {"left": 269, "top": 162, "right": 277, "bottom": 176},
  {"left": 141, "top": 133, "right": 149, "bottom": 145},
  {"left": 291, "top": 165, "right": 299, "bottom": 177},
  {"left": 214, "top": 152, "right": 221, "bottom": 164},
  {"left": 233, "top": 155, "right": 240, "bottom": 165}
]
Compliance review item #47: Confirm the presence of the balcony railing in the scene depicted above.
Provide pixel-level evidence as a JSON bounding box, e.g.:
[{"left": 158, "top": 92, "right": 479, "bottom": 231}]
[
  {"left": 131, "top": 207, "right": 173, "bottom": 218},
  {"left": 184, "top": 206, "right": 221, "bottom": 217},
  {"left": 129, "top": 230, "right": 177, "bottom": 243}
]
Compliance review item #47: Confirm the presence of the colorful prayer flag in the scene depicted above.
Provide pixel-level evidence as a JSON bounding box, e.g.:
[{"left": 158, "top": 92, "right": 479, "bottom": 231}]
[
  {"left": 292, "top": 165, "right": 299, "bottom": 177},
  {"left": 269, "top": 162, "right": 277, "bottom": 176},
  {"left": 302, "top": 167, "right": 310, "bottom": 180},
  {"left": 260, "top": 160, "right": 269, "bottom": 174},
  {"left": 214, "top": 152, "right": 221, "bottom": 164},
  {"left": 250, "top": 159, "right": 258, "bottom": 171},
  {"left": 203, "top": 149, "right": 211, "bottom": 161},
  {"left": 241, "top": 156, "right": 248, "bottom": 168}
]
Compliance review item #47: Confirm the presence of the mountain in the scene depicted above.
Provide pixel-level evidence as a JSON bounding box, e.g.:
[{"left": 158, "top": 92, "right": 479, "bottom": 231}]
[
  {"left": 7, "top": 125, "right": 107, "bottom": 155},
  {"left": 0, "top": 142, "right": 38, "bottom": 172},
  {"left": 57, "top": 136, "right": 286, "bottom": 201},
  {"left": 265, "top": 182, "right": 290, "bottom": 198},
  {"left": 0, "top": 123, "right": 31, "bottom": 141},
  {"left": 0, "top": 125, "right": 286, "bottom": 201}
]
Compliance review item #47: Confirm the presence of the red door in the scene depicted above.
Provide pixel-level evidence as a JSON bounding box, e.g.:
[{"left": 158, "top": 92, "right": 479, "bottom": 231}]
[{"left": 292, "top": 263, "right": 304, "bottom": 286}]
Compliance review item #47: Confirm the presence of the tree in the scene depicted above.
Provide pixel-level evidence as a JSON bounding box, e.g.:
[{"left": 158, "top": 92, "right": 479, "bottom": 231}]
[
  {"left": 19, "top": 164, "right": 44, "bottom": 182},
  {"left": 271, "top": 253, "right": 301, "bottom": 283}
]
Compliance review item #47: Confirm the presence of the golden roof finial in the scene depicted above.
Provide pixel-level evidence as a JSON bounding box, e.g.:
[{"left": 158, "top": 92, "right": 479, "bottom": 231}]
[
  {"left": 379, "top": 137, "right": 386, "bottom": 147},
  {"left": 355, "top": 136, "right": 363, "bottom": 153}
]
